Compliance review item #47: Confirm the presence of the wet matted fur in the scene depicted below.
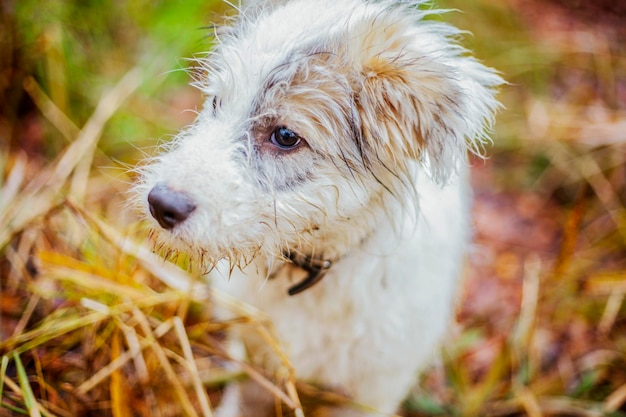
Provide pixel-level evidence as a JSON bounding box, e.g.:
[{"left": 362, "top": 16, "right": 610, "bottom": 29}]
[{"left": 135, "top": 0, "right": 503, "bottom": 415}]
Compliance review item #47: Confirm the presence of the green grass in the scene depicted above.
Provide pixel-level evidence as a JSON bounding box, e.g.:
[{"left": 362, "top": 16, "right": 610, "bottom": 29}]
[{"left": 1, "top": 0, "right": 625, "bottom": 416}]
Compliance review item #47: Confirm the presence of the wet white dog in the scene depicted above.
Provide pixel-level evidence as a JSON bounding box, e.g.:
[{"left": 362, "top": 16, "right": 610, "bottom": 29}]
[{"left": 137, "top": 0, "right": 502, "bottom": 415}]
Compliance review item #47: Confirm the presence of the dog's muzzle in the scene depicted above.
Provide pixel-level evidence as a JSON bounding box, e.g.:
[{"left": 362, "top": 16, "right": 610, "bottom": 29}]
[
  {"left": 147, "top": 183, "right": 335, "bottom": 296},
  {"left": 147, "top": 184, "right": 196, "bottom": 229}
]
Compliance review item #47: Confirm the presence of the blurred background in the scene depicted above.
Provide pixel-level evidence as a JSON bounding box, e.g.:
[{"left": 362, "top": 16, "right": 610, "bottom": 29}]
[{"left": 1, "top": 0, "right": 625, "bottom": 416}]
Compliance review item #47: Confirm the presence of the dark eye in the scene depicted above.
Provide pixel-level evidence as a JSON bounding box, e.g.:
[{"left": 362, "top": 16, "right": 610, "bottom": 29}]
[{"left": 269, "top": 127, "right": 302, "bottom": 150}]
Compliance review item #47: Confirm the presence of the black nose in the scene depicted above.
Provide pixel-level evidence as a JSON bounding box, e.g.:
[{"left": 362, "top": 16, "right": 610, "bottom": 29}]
[{"left": 147, "top": 184, "right": 196, "bottom": 229}]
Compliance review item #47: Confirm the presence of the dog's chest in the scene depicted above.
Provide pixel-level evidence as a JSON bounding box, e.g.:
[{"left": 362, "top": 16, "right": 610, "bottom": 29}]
[
  {"left": 210, "top": 174, "right": 470, "bottom": 402},
  {"left": 214, "top": 232, "right": 454, "bottom": 377}
]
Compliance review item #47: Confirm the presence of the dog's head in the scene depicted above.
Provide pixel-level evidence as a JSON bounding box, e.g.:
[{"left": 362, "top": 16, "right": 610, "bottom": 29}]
[{"left": 135, "top": 0, "right": 503, "bottom": 269}]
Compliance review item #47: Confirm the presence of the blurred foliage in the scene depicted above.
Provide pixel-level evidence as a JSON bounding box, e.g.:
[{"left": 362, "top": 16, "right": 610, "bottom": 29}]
[
  {"left": 1, "top": 0, "right": 227, "bottom": 164},
  {"left": 1, "top": 0, "right": 626, "bottom": 416}
]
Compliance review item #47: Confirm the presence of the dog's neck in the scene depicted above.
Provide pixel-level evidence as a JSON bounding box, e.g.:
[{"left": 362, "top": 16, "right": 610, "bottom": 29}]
[
  {"left": 273, "top": 193, "right": 410, "bottom": 296},
  {"left": 280, "top": 221, "right": 381, "bottom": 295}
]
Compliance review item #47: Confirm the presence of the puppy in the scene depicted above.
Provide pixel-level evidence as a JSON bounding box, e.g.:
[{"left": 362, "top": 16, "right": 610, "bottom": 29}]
[{"left": 136, "top": 0, "right": 502, "bottom": 415}]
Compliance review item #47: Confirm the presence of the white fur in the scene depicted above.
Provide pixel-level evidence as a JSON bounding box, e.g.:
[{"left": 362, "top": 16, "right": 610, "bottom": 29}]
[{"left": 136, "top": 0, "right": 502, "bottom": 415}]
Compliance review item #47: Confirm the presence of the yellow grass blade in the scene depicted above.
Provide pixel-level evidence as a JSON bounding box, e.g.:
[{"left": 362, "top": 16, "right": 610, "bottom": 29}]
[
  {"left": 0, "top": 355, "right": 8, "bottom": 402},
  {"left": 0, "top": 65, "right": 143, "bottom": 250},
  {"left": 1, "top": 375, "right": 60, "bottom": 417},
  {"left": 77, "top": 337, "right": 149, "bottom": 395},
  {"left": 110, "top": 330, "right": 132, "bottom": 417},
  {"left": 604, "top": 383, "right": 626, "bottom": 413},
  {"left": 0, "top": 153, "right": 27, "bottom": 214},
  {"left": 172, "top": 317, "right": 214, "bottom": 417},
  {"left": 37, "top": 256, "right": 149, "bottom": 301},
  {"left": 115, "top": 318, "right": 149, "bottom": 385},
  {"left": 14, "top": 353, "right": 42, "bottom": 417},
  {"left": 132, "top": 307, "right": 200, "bottom": 417},
  {"left": 3, "top": 311, "right": 107, "bottom": 355},
  {"left": 22, "top": 76, "right": 80, "bottom": 142}
]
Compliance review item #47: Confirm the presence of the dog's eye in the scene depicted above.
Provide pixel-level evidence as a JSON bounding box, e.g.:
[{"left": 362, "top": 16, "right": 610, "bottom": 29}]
[
  {"left": 269, "top": 127, "right": 302, "bottom": 150},
  {"left": 211, "top": 96, "right": 220, "bottom": 115}
]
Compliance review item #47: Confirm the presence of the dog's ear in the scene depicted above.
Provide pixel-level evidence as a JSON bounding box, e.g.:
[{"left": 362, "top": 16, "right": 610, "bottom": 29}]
[{"left": 351, "top": 14, "right": 503, "bottom": 183}]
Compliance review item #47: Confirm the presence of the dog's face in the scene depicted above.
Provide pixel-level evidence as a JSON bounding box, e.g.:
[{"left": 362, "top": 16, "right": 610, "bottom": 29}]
[{"left": 136, "top": 0, "right": 502, "bottom": 268}]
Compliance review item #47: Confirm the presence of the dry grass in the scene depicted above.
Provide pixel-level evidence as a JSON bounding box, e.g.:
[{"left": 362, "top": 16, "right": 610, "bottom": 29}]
[
  {"left": 1, "top": 0, "right": 626, "bottom": 416},
  {"left": 0, "top": 57, "right": 307, "bottom": 416}
]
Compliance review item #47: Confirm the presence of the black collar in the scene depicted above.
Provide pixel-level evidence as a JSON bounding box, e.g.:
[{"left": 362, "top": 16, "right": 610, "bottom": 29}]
[{"left": 285, "top": 251, "right": 333, "bottom": 296}]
